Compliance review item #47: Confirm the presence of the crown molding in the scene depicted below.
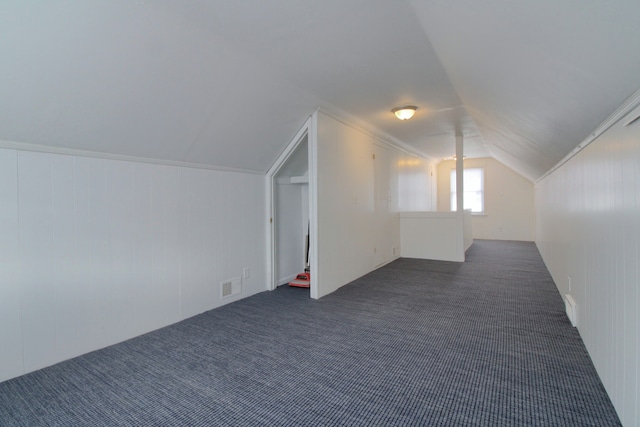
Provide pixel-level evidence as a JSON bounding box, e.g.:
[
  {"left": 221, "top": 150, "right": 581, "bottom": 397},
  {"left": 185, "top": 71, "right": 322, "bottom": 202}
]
[{"left": 0, "top": 139, "right": 263, "bottom": 175}]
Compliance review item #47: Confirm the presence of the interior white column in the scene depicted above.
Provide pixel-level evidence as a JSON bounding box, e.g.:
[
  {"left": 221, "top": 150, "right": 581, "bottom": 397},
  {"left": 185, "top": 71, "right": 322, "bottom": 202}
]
[
  {"left": 455, "top": 133, "right": 465, "bottom": 261},
  {"left": 455, "top": 133, "right": 463, "bottom": 214}
]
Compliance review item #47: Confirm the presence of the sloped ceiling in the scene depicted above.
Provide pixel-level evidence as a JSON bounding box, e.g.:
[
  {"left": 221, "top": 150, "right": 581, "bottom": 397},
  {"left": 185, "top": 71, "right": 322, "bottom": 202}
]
[
  {"left": 1, "top": 1, "right": 639, "bottom": 180},
  {"left": 411, "top": 0, "right": 640, "bottom": 180}
]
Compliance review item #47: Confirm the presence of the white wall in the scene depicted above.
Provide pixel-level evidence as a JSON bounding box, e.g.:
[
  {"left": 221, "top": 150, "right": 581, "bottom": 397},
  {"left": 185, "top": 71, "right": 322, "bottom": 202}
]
[
  {"left": 314, "top": 112, "right": 434, "bottom": 298},
  {"left": 0, "top": 149, "right": 21, "bottom": 381},
  {"left": 399, "top": 210, "right": 471, "bottom": 262},
  {"left": 0, "top": 148, "right": 265, "bottom": 383},
  {"left": 536, "top": 103, "right": 640, "bottom": 426},
  {"left": 400, "top": 212, "right": 459, "bottom": 261},
  {"left": 437, "top": 157, "right": 535, "bottom": 241},
  {"left": 398, "top": 157, "right": 437, "bottom": 211},
  {"left": 463, "top": 209, "right": 473, "bottom": 251}
]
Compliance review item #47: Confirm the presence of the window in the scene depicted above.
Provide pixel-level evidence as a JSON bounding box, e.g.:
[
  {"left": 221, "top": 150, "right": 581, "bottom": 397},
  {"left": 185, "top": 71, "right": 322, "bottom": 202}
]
[{"left": 450, "top": 168, "right": 484, "bottom": 213}]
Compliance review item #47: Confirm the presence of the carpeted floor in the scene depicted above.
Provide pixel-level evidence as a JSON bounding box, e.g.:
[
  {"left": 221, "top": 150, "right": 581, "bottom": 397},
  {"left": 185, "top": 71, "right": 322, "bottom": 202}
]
[{"left": 0, "top": 240, "right": 621, "bottom": 426}]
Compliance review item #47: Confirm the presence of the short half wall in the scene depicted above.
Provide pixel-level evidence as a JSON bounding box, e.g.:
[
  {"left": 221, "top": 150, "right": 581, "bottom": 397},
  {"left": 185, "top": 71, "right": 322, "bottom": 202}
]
[{"left": 400, "top": 211, "right": 471, "bottom": 262}]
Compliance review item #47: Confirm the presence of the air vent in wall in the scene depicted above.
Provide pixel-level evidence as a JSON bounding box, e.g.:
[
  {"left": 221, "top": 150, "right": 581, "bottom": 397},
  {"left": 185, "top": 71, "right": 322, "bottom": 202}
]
[
  {"left": 221, "top": 277, "right": 242, "bottom": 299},
  {"left": 221, "top": 281, "right": 232, "bottom": 297}
]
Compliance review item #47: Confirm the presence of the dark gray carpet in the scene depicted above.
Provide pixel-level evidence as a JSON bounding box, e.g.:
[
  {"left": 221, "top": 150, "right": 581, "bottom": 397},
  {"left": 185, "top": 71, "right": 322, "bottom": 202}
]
[{"left": 0, "top": 240, "right": 621, "bottom": 426}]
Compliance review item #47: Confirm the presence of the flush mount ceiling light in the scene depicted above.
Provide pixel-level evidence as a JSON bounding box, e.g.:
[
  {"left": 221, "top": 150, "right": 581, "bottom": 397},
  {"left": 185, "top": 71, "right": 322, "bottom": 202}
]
[{"left": 392, "top": 106, "right": 418, "bottom": 120}]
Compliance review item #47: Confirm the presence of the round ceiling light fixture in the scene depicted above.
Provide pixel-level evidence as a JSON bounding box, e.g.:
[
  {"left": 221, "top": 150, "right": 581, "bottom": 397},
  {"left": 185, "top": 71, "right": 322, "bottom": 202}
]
[{"left": 392, "top": 105, "right": 418, "bottom": 120}]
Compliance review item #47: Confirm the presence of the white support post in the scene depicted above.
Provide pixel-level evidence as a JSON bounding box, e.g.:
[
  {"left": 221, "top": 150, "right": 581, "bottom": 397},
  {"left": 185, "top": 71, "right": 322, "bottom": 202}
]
[
  {"left": 455, "top": 133, "right": 464, "bottom": 214},
  {"left": 455, "top": 133, "right": 465, "bottom": 261}
]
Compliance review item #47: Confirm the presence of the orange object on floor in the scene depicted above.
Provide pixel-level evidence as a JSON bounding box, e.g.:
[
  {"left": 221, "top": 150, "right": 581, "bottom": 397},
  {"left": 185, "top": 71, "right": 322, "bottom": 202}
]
[{"left": 289, "top": 272, "right": 310, "bottom": 288}]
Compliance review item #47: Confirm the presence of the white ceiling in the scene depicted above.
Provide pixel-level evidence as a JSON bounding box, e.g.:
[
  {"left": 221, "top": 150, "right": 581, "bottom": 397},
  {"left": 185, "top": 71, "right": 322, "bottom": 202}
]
[{"left": 2, "top": 1, "right": 639, "bottom": 180}]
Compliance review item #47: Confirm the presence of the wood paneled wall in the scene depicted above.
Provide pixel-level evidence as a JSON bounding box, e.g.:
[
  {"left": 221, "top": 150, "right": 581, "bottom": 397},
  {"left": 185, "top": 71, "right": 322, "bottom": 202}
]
[
  {"left": 0, "top": 149, "right": 265, "bottom": 382},
  {"left": 536, "top": 105, "right": 640, "bottom": 425}
]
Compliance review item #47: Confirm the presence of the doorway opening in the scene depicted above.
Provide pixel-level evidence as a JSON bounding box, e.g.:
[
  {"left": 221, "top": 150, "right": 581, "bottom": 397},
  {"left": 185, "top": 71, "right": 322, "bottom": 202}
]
[
  {"left": 266, "top": 117, "right": 316, "bottom": 297},
  {"left": 274, "top": 135, "right": 309, "bottom": 291}
]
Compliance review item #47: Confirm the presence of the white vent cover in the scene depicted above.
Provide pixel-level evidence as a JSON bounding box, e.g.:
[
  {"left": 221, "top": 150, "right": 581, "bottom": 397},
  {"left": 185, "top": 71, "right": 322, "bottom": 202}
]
[
  {"left": 221, "top": 277, "right": 242, "bottom": 299},
  {"left": 221, "top": 281, "right": 232, "bottom": 297},
  {"left": 564, "top": 294, "right": 577, "bottom": 327}
]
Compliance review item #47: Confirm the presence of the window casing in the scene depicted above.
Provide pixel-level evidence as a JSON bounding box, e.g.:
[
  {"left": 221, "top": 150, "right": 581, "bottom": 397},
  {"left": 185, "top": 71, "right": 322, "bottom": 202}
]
[{"left": 450, "top": 167, "right": 484, "bottom": 213}]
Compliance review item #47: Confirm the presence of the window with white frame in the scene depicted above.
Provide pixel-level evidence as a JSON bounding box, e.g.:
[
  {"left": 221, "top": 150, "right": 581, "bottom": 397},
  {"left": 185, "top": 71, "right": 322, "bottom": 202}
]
[{"left": 450, "top": 167, "right": 484, "bottom": 213}]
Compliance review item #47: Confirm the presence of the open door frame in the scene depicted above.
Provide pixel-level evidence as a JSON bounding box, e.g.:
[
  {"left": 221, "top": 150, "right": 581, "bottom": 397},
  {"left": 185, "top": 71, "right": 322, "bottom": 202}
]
[{"left": 265, "top": 115, "right": 319, "bottom": 298}]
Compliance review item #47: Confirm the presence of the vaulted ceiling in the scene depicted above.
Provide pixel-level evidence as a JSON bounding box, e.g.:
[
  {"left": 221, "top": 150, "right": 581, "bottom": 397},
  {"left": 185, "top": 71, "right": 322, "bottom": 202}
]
[{"left": 2, "top": 1, "right": 639, "bottom": 181}]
